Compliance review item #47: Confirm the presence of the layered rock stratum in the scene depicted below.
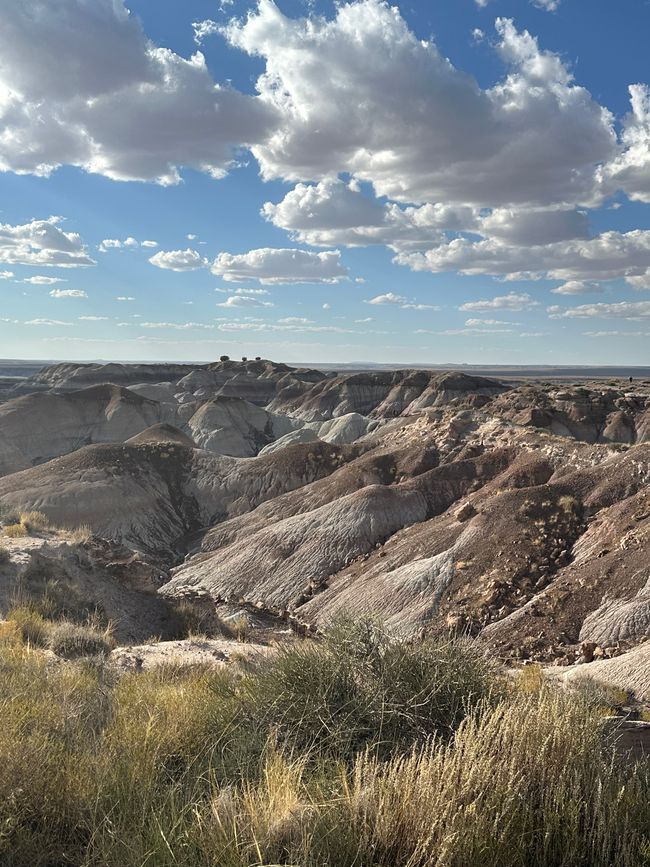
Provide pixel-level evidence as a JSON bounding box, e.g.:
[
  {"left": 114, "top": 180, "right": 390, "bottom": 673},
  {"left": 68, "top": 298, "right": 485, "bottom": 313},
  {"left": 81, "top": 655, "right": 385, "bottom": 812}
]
[{"left": 2, "top": 357, "right": 650, "bottom": 690}]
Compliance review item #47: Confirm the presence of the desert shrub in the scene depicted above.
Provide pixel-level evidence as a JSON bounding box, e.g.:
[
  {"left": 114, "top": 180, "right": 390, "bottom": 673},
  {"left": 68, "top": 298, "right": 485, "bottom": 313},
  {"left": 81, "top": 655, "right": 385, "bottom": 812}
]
[
  {"left": 170, "top": 597, "right": 244, "bottom": 641},
  {"left": 7, "top": 606, "right": 50, "bottom": 647},
  {"left": 0, "top": 545, "right": 10, "bottom": 565},
  {"left": 239, "top": 619, "right": 501, "bottom": 760},
  {"left": 0, "top": 504, "right": 20, "bottom": 525},
  {"left": 47, "top": 621, "right": 113, "bottom": 658},
  {"left": 10, "top": 576, "right": 106, "bottom": 626},
  {"left": 20, "top": 510, "right": 49, "bottom": 533},
  {"left": 4, "top": 522, "right": 27, "bottom": 538},
  {"left": 566, "top": 673, "right": 631, "bottom": 713}
]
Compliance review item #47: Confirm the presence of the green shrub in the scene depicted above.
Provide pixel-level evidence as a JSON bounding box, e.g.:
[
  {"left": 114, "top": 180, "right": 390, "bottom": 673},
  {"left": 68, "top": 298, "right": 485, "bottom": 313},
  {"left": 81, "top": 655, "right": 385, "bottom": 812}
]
[
  {"left": 239, "top": 618, "right": 501, "bottom": 759},
  {"left": 47, "top": 621, "right": 112, "bottom": 658},
  {"left": 7, "top": 606, "right": 49, "bottom": 647},
  {"left": 0, "top": 545, "right": 10, "bottom": 565}
]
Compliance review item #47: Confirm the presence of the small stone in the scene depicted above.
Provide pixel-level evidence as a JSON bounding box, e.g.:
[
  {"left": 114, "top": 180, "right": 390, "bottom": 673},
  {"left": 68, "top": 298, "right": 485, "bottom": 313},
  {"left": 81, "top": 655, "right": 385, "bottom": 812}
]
[{"left": 455, "top": 502, "right": 477, "bottom": 522}]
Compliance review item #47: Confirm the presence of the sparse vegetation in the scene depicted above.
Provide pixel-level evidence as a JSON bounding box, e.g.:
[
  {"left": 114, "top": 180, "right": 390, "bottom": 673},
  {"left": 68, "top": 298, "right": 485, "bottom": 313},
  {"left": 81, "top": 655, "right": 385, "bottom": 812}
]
[
  {"left": 0, "top": 619, "right": 649, "bottom": 866},
  {"left": 0, "top": 544, "right": 10, "bottom": 564},
  {"left": 19, "top": 510, "right": 49, "bottom": 532},
  {"left": 68, "top": 523, "right": 92, "bottom": 544},
  {"left": 170, "top": 597, "right": 248, "bottom": 642},
  {"left": 4, "top": 522, "right": 27, "bottom": 538},
  {"left": 47, "top": 620, "right": 113, "bottom": 658}
]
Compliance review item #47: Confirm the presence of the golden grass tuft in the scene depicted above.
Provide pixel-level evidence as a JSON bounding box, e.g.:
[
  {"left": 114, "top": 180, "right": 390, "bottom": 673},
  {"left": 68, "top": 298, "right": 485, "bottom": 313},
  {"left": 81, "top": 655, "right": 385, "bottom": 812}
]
[
  {"left": 68, "top": 524, "right": 92, "bottom": 544},
  {"left": 4, "top": 523, "right": 27, "bottom": 538},
  {"left": 19, "top": 510, "right": 49, "bottom": 533}
]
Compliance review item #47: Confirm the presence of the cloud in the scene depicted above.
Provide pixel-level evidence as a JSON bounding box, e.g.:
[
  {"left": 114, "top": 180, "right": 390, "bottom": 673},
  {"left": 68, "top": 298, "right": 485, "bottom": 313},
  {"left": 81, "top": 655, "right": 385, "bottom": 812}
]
[
  {"left": 100, "top": 237, "right": 158, "bottom": 251},
  {"left": 602, "top": 85, "right": 650, "bottom": 203},
  {"left": 479, "top": 207, "right": 590, "bottom": 246},
  {"left": 551, "top": 280, "right": 605, "bottom": 295},
  {"left": 116, "top": 296, "right": 135, "bottom": 301},
  {"left": 192, "top": 19, "right": 220, "bottom": 44},
  {"left": 584, "top": 330, "right": 650, "bottom": 337},
  {"left": 24, "top": 318, "right": 72, "bottom": 326},
  {"left": 139, "top": 321, "right": 216, "bottom": 330},
  {"left": 149, "top": 248, "right": 208, "bottom": 271},
  {"left": 547, "top": 301, "right": 650, "bottom": 319},
  {"left": 0, "top": 270, "right": 14, "bottom": 279},
  {"left": 460, "top": 292, "right": 539, "bottom": 311},
  {"left": 0, "top": 0, "right": 277, "bottom": 184},
  {"left": 532, "top": 0, "right": 560, "bottom": 10},
  {"left": 232, "top": 286, "right": 271, "bottom": 295},
  {"left": 211, "top": 247, "right": 348, "bottom": 284},
  {"left": 78, "top": 315, "right": 108, "bottom": 321},
  {"left": 626, "top": 269, "right": 650, "bottom": 290},
  {"left": 216, "top": 295, "right": 274, "bottom": 308},
  {"left": 98, "top": 240, "right": 122, "bottom": 251},
  {"left": 365, "top": 292, "right": 438, "bottom": 310},
  {"left": 464, "top": 318, "right": 513, "bottom": 326},
  {"left": 0, "top": 217, "right": 95, "bottom": 267},
  {"left": 262, "top": 178, "right": 477, "bottom": 251},
  {"left": 397, "top": 230, "right": 650, "bottom": 282},
  {"left": 417, "top": 327, "right": 513, "bottom": 335},
  {"left": 49, "top": 288, "right": 87, "bottom": 298},
  {"left": 226, "top": 4, "right": 615, "bottom": 207},
  {"left": 367, "top": 293, "right": 408, "bottom": 305},
  {"left": 22, "top": 275, "right": 66, "bottom": 285}
]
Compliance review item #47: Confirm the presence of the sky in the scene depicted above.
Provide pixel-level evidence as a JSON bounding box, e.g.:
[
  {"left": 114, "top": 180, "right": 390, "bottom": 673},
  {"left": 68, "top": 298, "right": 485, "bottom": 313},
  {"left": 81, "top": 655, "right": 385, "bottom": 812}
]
[{"left": 1, "top": 0, "right": 650, "bottom": 365}]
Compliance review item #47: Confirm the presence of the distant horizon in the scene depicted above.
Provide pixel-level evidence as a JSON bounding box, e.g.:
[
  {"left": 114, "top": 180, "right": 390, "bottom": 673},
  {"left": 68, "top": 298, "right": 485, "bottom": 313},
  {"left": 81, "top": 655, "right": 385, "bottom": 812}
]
[
  {"left": 2, "top": 357, "right": 650, "bottom": 380},
  {"left": 1, "top": 1, "right": 650, "bottom": 366}
]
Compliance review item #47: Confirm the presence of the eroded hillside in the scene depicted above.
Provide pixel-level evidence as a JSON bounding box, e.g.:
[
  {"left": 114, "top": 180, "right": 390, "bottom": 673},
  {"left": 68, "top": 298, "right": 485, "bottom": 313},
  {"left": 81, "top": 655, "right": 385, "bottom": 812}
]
[{"left": 2, "top": 358, "right": 650, "bottom": 679}]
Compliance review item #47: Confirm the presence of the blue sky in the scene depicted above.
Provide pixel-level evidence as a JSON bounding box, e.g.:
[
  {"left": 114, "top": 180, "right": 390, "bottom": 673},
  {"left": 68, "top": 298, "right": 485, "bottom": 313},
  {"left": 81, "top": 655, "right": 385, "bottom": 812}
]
[{"left": 1, "top": 0, "right": 650, "bottom": 364}]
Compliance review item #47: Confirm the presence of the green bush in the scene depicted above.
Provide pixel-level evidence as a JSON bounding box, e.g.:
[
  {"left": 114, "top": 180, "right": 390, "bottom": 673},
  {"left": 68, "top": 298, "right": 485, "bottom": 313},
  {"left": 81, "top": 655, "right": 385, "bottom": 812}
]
[
  {"left": 47, "top": 621, "right": 112, "bottom": 658},
  {"left": 240, "top": 619, "right": 500, "bottom": 759}
]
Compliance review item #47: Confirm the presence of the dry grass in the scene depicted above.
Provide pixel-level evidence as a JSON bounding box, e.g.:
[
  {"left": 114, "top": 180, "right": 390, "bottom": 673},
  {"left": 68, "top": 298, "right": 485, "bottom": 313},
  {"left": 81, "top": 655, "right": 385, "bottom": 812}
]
[
  {"left": 68, "top": 523, "right": 92, "bottom": 544},
  {"left": 19, "top": 510, "right": 49, "bottom": 532},
  {"left": 4, "top": 522, "right": 27, "bottom": 538},
  {"left": 0, "top": 620, "right": 649, "bottom": 866}
]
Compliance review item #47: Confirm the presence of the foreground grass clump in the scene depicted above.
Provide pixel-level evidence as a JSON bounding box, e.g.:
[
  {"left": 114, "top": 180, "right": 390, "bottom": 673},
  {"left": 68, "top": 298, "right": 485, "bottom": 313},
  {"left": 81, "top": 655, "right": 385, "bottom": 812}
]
[
  {"left": 0, "top": 621, "right": 649, "bottom": 866},
  {"left": 6, "top": 606, "right": 113, "bottom": 657}
]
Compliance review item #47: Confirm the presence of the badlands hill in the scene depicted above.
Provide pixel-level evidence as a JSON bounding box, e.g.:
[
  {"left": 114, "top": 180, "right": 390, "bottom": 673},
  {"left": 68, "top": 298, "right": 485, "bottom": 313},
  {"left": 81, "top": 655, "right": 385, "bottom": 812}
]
[{"left": 1, "top": 358, "right": 650, "bottom": 691}]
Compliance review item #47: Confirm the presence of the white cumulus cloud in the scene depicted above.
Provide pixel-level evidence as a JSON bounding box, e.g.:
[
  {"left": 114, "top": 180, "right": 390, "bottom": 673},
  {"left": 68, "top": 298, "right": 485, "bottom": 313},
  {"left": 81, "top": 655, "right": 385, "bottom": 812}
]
[
  {"left": 211, "top": 248, "right": 348, "bottom": 284},
  {"left": 460, "top": 292, "right": 539, "bottom": 312},
  {"left": 0, "top": 0, "right": 277, "bottom": 184},
  {"left": 49, "top": 288, "right": 87, "bottom": 298},
  {"left": 149, "top": 249, "right": 208, "bottom": 271},
  {"left": 225, "top": 4, "right": 615, "bottom": 207},
  {"left": 0, "top": 217, "right": 95, "bottom": 267}
]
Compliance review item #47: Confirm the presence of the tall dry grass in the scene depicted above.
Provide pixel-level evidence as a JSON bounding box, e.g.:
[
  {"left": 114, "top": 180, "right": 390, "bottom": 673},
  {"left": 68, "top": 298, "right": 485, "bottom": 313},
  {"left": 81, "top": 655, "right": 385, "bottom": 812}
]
[{"left": 0, "top": 620, "right": 648, "bottom": 866}]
